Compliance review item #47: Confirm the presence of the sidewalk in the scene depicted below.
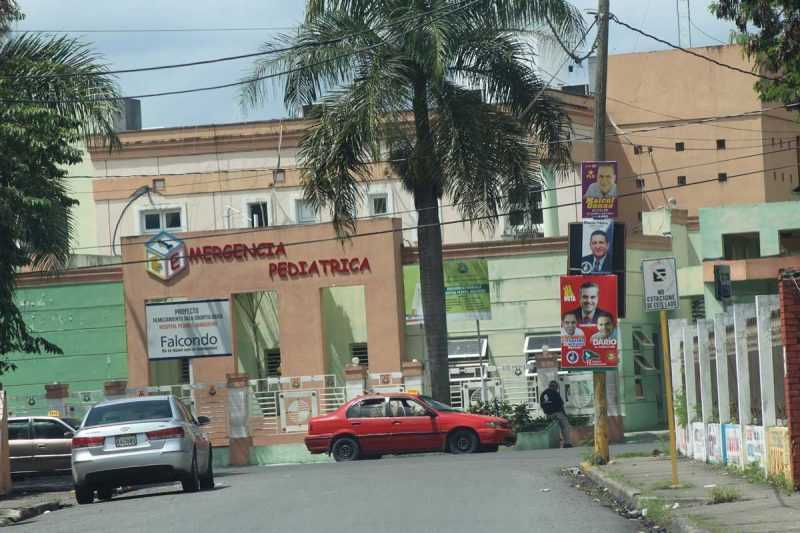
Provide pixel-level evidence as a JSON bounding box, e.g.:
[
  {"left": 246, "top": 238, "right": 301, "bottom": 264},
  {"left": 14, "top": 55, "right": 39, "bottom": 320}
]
[
  {"left": 581, "top": 456, "right": 800, "bottom": 532},
  {"left": 0, "top": 476, "right": 74, "bottom": 527}
]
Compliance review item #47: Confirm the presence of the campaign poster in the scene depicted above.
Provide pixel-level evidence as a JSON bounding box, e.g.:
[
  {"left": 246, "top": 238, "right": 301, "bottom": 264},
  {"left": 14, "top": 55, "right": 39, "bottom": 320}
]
[
  {"left": 580, "top": 220, "right": 614, "bottom": 274},
  {"left": 560, "top": 275, "right": 619, "bottom": 370},
  {"left": 582, "top": 161, "right": 618, "bottom": 219}
]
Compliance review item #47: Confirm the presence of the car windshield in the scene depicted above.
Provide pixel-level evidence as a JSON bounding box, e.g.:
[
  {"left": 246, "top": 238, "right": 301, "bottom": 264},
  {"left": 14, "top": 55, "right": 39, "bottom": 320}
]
[
  {"left": 418, "top": 396, "right": 458, "bottom": 412},
  {"left": 84, "top": 400, "right": 174, "bottom": 427}
]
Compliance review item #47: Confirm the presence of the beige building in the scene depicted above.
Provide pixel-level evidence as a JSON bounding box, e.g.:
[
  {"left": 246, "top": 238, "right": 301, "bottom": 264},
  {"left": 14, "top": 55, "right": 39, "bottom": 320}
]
[{"left": 606, "top": 44, "right": 800, "bottom": 233}]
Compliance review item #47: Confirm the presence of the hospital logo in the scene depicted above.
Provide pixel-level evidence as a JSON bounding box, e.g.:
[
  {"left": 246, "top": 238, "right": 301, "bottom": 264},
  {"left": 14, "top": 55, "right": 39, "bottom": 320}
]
[{"left": 145, "top": 231, "right": 187, "bottom": 281}]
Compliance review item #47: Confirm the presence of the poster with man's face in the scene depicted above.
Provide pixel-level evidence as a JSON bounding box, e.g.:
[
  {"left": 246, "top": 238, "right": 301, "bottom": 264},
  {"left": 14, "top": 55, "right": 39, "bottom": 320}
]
[
  {"left": 560, "top": 275, "right": 619, "bottom": 370},
  {"left": 581, "top": 220, "right": 614, "bottom": 274},
  {"left": 582, "top": 161, "right": 618, "bottom": 219}
]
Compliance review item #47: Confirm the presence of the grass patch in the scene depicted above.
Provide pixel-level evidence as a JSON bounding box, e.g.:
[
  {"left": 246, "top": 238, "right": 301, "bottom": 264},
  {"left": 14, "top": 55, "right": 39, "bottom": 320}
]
[
  {"left": 722, "top": 462, "right": 795, "bottom": 495},
  {"left": 640, "top": 496, "right": 672, "bottom": 528},
  {"left": 709, "top": 486, "right": 740, "bottom": 504},
  {"left": 650, "top": 479, "right": 694, "bottom": 491}
]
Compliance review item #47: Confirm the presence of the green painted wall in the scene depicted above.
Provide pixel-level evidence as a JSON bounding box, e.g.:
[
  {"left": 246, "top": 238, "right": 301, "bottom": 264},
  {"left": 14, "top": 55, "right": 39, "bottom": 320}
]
[
  {"left": 3, "top": 281, "right": 127, "bottom": 414},
  {"left": 699, "top": 200, "right": 800, "bottom": 259},
  {"left": 321, "top": 286, "right": 367, "bottom": 380},
  {"left": 233, "top": 291, "right": 280, "bottom": 380}
]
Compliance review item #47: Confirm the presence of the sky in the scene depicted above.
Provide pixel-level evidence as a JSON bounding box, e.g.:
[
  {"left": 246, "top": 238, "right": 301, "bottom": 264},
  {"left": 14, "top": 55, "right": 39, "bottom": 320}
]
[{"left": 11, "top": 0, "right": 737, "bottom": 129}]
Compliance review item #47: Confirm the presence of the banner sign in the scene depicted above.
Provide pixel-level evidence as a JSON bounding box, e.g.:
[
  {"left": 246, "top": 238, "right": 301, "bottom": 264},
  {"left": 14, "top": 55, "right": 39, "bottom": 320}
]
[
  {"left": 723, "top": 424, "right": 742, "bottom": 465},
  {"left": 560, "top": 275, "right": 619, "bottom": 370},
  {"left": 581, "top": 220, "right": 614, "bottom": 274},
  {"left": 146, "top": 299, "right": 233, "bottom": 360},
  {"left": 642, "top": 257, "right": 679, "bottom": 312},
  {"left": 692, "top": 422, "right": 707, "bottom": 462},
  {"left": 707, "top": 423, "right": 723, "bottom": 464},
  {"left": 405, "top": 259, "right": 491, "bottom": 323},
  {"left": 581, "top": 161, "right": 618, "bottom": 219},
  {"left": 745, "top": 425, "right": 766, "bottom": 465}
]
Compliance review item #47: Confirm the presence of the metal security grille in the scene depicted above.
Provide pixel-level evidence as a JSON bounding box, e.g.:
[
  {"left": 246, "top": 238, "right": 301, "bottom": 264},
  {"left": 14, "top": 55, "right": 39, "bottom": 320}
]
[
  {"left": 350, "top": 343, "right": 368, "bottom": 366},
  {"left": 266, "top": 349, "right": 281, "bottom": 376}
]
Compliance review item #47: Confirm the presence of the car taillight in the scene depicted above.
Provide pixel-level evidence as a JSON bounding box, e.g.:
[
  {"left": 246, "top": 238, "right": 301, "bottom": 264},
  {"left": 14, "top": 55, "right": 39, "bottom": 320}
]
[
  {"left": 72, "top": 436, "right": 105, "bottom": 448},
  {"left": 146, "top": 427, "right": 185, "bottom": 440}
]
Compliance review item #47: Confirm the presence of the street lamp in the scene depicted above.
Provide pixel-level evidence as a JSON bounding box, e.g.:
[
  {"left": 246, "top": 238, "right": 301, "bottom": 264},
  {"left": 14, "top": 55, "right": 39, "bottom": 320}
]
[{"left": 111, "top": 185, "right": 151, "bottom": 256}]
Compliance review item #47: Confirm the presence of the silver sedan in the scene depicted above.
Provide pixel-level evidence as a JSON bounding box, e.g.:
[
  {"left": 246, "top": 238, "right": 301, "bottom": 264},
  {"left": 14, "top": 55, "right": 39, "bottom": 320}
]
[{"left": 72, "top": 395, "right": 213, "bottom": 504}]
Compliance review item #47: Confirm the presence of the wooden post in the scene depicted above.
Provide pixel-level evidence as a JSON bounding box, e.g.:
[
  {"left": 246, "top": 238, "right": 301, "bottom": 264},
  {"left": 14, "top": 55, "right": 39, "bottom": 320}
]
[
  {"left": 697, "top": 319, "right": 714, "bottom": 422},
  {"left": 713, "top": 314, "right": 731, "bottom": 423},
  {"left": 733, "top": 303, "right": 754, "bottom": 468},
  {"left": 593, "top": 372, "right": 609, "bottom": 463},
  {"left": 756, "top": 295, "right": 778, "bottom": 428}
]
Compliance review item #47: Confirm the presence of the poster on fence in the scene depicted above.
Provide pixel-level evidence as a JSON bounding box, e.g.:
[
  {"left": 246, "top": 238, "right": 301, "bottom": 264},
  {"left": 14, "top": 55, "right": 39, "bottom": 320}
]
[
  {"left": 723, "top": 424, "right": 742, "bottom": 465},
  {"left": 692, "top": 422, "right": 707, "bottom": 462},
  {"left": 676, "top": 426, "right": 688, "bottom": 456},
  {"left": 706, "top": 424, "right": 722, "bottom": 464},
  {"left": 559, "top": 275, "right": 619, "bottom": 370},
  {"left": 745, "top": 425, "right": 766, "bottom": 465}
]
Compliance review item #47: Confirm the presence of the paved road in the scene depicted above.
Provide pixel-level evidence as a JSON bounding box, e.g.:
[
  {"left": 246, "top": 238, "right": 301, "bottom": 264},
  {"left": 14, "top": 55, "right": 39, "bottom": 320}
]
[{"left": 15, "top": 447, "right": 645, "bottom": 533}]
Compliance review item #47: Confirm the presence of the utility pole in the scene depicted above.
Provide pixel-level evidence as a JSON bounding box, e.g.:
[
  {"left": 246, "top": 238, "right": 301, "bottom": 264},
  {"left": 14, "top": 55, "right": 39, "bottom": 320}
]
[{"left": 592, "top": 0, "right": 611, "bottom": 465}]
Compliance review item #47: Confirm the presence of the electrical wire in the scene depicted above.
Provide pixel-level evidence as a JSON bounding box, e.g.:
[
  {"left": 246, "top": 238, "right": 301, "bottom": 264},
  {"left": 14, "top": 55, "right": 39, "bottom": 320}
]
[
  {"left": 8, "top": 26, "right": 297, "bottom": 34},
  {"left": 689, "top": 20, "right": 729, "bottom": 46}
]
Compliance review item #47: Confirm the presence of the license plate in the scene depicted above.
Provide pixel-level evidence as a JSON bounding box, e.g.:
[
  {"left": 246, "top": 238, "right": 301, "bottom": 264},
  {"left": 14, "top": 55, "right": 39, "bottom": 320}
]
[{"left": 115, "top": 434, "right": 137, "bottom": 448}]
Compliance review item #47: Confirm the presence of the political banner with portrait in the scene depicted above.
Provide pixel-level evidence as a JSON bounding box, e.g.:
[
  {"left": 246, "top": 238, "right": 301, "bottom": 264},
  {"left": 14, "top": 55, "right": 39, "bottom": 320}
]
[
  {"left": 560, "top": 275, "right": 619, "bottom": 370},
  {"left": 581, "top": 161, "right": 618, "bottom": 219},
  {"left": 580, "top": 220, "right": 614, "bottom": 274}
]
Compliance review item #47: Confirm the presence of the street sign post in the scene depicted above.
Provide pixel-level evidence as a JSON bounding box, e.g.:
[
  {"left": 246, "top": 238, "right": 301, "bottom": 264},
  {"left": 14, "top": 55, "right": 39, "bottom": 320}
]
[{"left": 641, "top": 257, "right": 680, "bottom": 487}]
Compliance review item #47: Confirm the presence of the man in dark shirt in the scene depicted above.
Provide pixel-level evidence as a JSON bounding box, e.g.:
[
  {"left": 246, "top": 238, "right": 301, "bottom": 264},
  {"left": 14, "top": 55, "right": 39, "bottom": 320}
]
[{"left": 540, "top": 380, "right": 572, "bottom": 448}]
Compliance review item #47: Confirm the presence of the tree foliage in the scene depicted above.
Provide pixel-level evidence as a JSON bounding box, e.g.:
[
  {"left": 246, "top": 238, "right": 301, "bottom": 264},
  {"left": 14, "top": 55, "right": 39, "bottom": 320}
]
[
  {"left": 712, "top": 0, "right": 800, "bottom": 106},
  {"left": 0, "top": 3, "right": 120, "bottom": 367}
]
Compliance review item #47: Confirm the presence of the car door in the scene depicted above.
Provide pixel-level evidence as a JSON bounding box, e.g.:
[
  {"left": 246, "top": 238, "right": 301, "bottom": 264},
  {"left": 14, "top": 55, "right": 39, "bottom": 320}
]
[
  {"left": 8, "top": 419, "right": 34, "bottom": 474},
  {"left": 175, "top": 398, "right": 210, "bottom": 469},
  {"left": 386, "top": 398, "right": 439, "bottom": 452},
  {"left": 345, "top": 398, "right": 392, "bottom": 454},
  {"left": 31, "top": 418, "right": 74, "bottom": 473}
]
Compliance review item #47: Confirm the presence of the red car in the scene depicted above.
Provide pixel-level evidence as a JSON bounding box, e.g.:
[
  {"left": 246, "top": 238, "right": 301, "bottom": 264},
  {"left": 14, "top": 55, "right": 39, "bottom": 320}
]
[{"left": 304, "top": 393, "right": 516, "bottom": 461}]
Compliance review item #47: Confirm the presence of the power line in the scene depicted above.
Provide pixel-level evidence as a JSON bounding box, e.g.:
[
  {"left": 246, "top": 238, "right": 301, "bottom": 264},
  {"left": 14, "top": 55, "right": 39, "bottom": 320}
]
[
  {"left": 9, "top": 27, "right": 297, "bottom": 34},
  {"left": 609, "top": 14, "right": 780, "bottom": 82},
  {"left": 62, "top": 149, "right": 797, "bottom": 253},
  {"left": 689, "top": 21, "right": 729, "bottom": 46},
  {"left": 36, "top": 161, "right": 797, "bottom": 274}
]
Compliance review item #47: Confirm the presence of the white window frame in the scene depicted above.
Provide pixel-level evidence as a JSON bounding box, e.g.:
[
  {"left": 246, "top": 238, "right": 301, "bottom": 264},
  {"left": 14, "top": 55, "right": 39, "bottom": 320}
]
[
  {"left": 294, "top": 199, "right": 318, "bottom": 224},
  {"left": 137, "top": 204, "right": 185, "bottom": 234},
  {"left": 241, "top": 197, "right": 271, "bottom": 228},
  {"left": 523, "top": 333, "right": 562, "bottom": 377},
  {"left": 368, "top": 192, "right": 389, "bottom": 216}
]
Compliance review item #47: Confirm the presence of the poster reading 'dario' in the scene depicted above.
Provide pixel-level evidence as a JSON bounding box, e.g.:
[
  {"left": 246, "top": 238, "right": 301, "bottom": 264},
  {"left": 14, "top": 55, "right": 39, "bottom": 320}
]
[{"left": 560, "top": 275, "right": 619, "bottom": 370}]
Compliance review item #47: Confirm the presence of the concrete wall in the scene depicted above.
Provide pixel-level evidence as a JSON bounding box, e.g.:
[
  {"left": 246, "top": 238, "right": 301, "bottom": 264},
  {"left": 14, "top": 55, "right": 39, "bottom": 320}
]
[
  {"left": 66, "top": 145, "right": 98, "bottom": 252},
  {"left": 322, "top": 285, "right": 368, "bottom": 380}
]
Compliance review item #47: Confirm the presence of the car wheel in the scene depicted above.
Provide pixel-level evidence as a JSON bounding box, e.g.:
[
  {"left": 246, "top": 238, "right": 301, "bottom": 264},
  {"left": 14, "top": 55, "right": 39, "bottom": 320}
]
[
  {"left": 97, "top": 486, "right": 114, "bottom": 501},
  {"left": 75, "top": 485, "right": 94, "bottom": 505},
  {"left": 200, "top": 449, "right": 215, "bottom": 490},
  {"left": 448, "top": 429, "right": 479, "bottom": 454},
  {"left": 331, "top": 437, "right": 360, "bottom": 462},
  {"left": 181, "top": 450, "right": 201, "bottom": 493}
]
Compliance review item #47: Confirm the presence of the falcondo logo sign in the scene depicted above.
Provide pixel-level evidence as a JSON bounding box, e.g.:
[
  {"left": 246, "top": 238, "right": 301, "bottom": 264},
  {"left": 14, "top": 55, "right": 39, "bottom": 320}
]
[
  {"left": 145, "top": 299, "right": 232, "bottom": 360},
  {"left": 145, "top": 231, "right": 188, "bottom": 281}
]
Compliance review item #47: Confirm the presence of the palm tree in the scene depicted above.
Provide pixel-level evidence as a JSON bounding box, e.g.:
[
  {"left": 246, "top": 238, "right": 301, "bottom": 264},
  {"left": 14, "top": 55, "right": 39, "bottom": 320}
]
[
  {"left": 0, "top": 1, "right": 120, "bottom": 362},
  {"left": 241, "top": 0, "right": 585, "bottom": 402}
]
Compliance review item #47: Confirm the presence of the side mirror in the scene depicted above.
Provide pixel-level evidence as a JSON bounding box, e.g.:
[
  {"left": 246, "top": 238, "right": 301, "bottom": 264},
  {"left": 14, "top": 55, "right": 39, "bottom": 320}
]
[{"left": 197, "top": 416, "right": 211, "bottom": 426}]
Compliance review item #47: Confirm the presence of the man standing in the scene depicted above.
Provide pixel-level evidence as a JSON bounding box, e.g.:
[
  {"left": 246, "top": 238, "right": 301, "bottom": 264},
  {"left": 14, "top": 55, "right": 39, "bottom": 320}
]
[
  {"left": 569, "top": 282, "right": 610, "bottom": 324},
  {"left": 540, "top": 381, "right": 572, "bottom": 448},
  {"left": 581, "top": 230, "right": 612, "bottom": 273}
]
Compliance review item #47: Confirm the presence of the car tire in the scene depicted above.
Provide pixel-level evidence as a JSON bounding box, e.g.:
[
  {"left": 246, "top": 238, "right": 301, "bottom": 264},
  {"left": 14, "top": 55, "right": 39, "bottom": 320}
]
[
  {"left": 331, "top": 437, "right": 360, "bottom": 462},
  {"left": 75, "top": 485, "right": 94, "bottom": 505},
  {"left": 448, "top": 429, "right": 479, "bottom": 454},
  {"left": 97, "top": 486, "right": 114, "bottom": 501},
  {"left": 181, "top": 450, "right": 201, "bottom": 493},
  {"left": 200, "top": 449, "right": 215, "bottom": 490}
]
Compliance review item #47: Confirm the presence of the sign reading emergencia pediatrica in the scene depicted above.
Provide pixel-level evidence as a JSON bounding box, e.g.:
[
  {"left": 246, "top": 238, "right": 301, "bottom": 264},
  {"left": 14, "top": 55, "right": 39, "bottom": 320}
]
[
  {"left": 146, "top": 299, "right": 232, "bottom": 360},
  {"left": 641, "top": 257, "right": 679, "bottom": 312}
]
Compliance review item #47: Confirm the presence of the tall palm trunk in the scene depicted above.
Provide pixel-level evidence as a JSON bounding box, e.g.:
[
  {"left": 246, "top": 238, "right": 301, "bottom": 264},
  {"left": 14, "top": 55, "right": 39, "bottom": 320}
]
[{"left": 412, "top": 77, "right": 450, "bottom": 403}]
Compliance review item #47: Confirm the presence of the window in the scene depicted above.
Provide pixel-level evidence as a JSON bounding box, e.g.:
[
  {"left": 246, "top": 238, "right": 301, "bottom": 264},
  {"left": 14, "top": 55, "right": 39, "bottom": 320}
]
[
  {"left": 248, "top": 202, "right": 269, "bottom": 228},
  {"left": 369, "top": 193, "right": 388, "bottom": 216},
  {"left": 722, "top": 232, "right": 760, "bottom": 260},
  {"left": 675, "top": 142, "right": 685, "bottom": 152},
  {"left": 84, "top": 400, "right": 174, "bottom": 427},
  {"left": 351, "top": 343, "right": 368, "bottom": 366},
  {"left": 8, "top": 419, "right": 29, "bottom": 440},
  {"left": 632, "top": 330, "right": 655, "bottom": 347},
  {"left": 716, "top": 139, "right": 726, "bottom": 150},
  {"left": 677, "top": 176, "right": 687, "bottom": 186},
  {"left": 348, "top": 398, "right": 386, "bottom": 418},
  {"left": 448, "top": 337, "right": 490, "bottom": 382},
  {"left": 152, "top": 178, "right": 165, "bottom": 191},
  {"left": 448, "top": 337, "right": 488, "bottom": 360},
  {"left": 387, "top": 398, "right": 427, "bottom": 417},
  {"left": 637, "top": 211, "right": 643, "bottom": 222},
  {"left": 272, "top": 169, "right": 286, "bottom": 184},
  {"left": 635, "top": 178, "right": 645, "bottom": 189},
  {"left": 779, "top": 230, "right": 800, "bottom": 256},
  {"left": 140, "top": 208, "right": 182, "bottom": 233},
  {"left": 180, "top": 359, "right": 191, "bottom": 384},
  {"left": 718, "top": 172, "right": 728, "bottom": 182},
  {"left": 295, "top": 199, "right": 318, "bottom": 224},
  {"left": 508, "top": 184, "right": 543, "bottom": 229},
  {"left": 633, "top": 145, "right": 642, "bottom": 155},
  {"left": 266, "top": 349, "right": 281, "bottom": 375},
  {"left": 523, "top": 333, "right": 561, "bottom": 376},
  {"left": 33, "top": 419, "right": 71, "bottom": 439}
]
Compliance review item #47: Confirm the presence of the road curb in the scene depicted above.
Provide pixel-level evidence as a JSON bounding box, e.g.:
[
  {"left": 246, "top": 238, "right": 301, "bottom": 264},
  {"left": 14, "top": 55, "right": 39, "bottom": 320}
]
[
  {"left": 579, "top": 462, "right": 708, "bottom": 533},
  {"left": 0, "top": 500, "right": 67, "bottom": 527}
]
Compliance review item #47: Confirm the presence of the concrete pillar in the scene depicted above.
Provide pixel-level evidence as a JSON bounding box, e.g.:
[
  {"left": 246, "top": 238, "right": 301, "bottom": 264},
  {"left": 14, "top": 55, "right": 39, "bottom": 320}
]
[
  {"left": 226, "top": 373, "right": 251, "bottom": 466},
  {"left": 104, "top": 380, "right": 128, "bottom": 401},
  {"left": 713, "top": 314, "right": 731, "bottom": 423},
  {"left": 541, "top": 165, "right": 560, "bottom": 238},
  {"left": 778, "top": 274, "right": 800, "bottom": 488},
  {"left": 756, "top": 295, "right": 779, "bottom": 428},
  {"left": 344, "top": 363, "right": 367, "bottom": 400},
  {"left": 401, "top": 360, "right": 424, "bottom": 394},
  {"left": 733, "top": 303, "right": 755, "bottom": 468},
  {"left": 44, "top": 383, "right": 69, "bottom": 417},
  {"left": 697, "top": 320, "right": 713, "bottom": 422},
  {"left": 682, "top": 320, "right": 698, "bottom": 426}
]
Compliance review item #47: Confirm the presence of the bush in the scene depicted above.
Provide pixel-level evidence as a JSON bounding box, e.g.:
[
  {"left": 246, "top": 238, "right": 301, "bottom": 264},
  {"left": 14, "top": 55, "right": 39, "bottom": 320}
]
[{"left": 468, "top": 400, "right": 552, "bottom": 433}]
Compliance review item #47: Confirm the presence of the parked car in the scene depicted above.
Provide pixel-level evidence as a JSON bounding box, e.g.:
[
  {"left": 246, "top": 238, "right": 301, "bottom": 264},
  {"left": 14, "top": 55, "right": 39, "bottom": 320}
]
[
  {"left": 71, "top": 395, "right": 213, "bottom": 504},
  {"left": 8, "top": 416, "right": 80, "bottom": 476},
  {"left": 305, "top": 393, "right": 516, "bottom": 461}
]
